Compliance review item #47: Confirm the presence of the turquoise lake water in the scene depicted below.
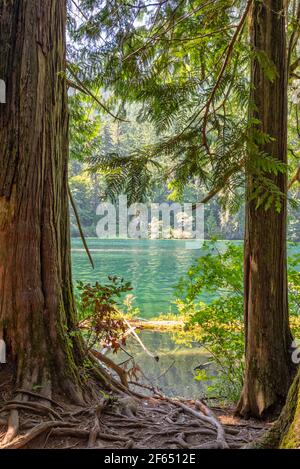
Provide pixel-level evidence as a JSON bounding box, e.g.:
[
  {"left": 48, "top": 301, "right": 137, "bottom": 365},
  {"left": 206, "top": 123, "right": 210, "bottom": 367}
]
[
  {"left": 71, "top": 238, "right": 215, "bottom": 397},
  {"left": 71, "top": 238, "right": 299, "bottom": 397},
  {"left": 71, "top": 238, "right": 229, "bottom": 318},
  {"left": 71, "top": 238, "right": 299, "bottom": 318}
]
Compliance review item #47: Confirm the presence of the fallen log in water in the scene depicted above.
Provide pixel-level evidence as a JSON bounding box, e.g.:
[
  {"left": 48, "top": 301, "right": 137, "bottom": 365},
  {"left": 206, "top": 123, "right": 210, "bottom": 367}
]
[{"left": 128, "top": 319, "right": 183, "bottom": 331}]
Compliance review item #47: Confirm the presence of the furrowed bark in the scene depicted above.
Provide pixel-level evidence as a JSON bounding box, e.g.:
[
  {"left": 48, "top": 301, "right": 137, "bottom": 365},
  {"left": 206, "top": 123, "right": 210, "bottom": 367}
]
[
  {"left": 0, "top": 0, "right": 88, "bottom": 403},
  {"left": 237, "top": 0, "right": 294, "bottom": 418},
  {"left": 252, "top": 368, "right": 300, "bottom": 448}
]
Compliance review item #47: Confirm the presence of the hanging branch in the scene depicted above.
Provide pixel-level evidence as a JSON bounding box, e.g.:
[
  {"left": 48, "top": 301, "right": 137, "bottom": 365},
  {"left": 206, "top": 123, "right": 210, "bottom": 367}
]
[
  {"left": 202, "top": 0, "right": 252, "bottom": 152},
  {"left": 288, "top": 165, "right": 300, "bottom": 189},
  {"left": 287, "top": 0, "right": 300, "bottom": 72},
  {"left": 67, "top": 67, "right": 128, "bottom": 123},
  {"left": 122, "top": 0, "right": 216, "bottom": 62},
  {"left": 200, "top": 161, "right": 245, "bottom": 203},
  {"left": 68, "top": 184, "right": 95, "bottom": 269}
]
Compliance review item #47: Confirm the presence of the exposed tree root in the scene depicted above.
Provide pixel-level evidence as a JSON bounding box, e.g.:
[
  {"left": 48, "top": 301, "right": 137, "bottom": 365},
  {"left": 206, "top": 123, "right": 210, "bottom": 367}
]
[
  {"left": 15, "top": 389, "right": 64, "bottom": 409},
  {"left": 91, "top": 349, "right": 129, "bottom": 388},
  {"left": 0, "top": 421, "right": 76, "bottom": 449},
  {"left": 2, "top": 401, "right": 63, "bottom": 420},
  {"left": 0, "top": 363, "right": 265, "bottom": 449},
  {"left": 2, "top": 409, "right": 19, "bottom": 445},
  {"left": 195, "top": 400, "right": 229, "bottom": 448},
  {"left": 87, "top": 403, "right": 106, "bottom": 448},
  {"left": 153, "top": 393, "right": 229, "bottom": 448}
]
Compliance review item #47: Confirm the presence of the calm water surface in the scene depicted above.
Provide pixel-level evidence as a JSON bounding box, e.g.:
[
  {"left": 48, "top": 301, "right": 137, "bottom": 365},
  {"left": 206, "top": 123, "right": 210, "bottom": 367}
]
[
  {"left": 71, "top": 238, "right": 299, "bottom": 397},
  {"left": 71, "top": 238, "right": 224, "bottom": 318},
  {"left": 108, "top": 331, "right": 215, "bottom": 399},
  {"left": 71, "top": 238, "right": 214, "bottom": 397}
]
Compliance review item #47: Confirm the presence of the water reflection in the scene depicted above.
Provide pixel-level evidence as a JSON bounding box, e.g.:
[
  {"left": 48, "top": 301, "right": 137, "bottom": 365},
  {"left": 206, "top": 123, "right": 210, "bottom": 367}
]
[{"left": 109, "top": 330, "right": 213, "bottom": 399}]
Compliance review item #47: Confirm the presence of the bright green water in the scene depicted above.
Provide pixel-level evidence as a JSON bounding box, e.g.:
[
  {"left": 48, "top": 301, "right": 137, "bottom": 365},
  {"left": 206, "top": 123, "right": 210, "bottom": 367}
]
[
  {"left": 71, "top": 238, "right": 218, "bottom": 397},
  {"left": 71, "top": 238, "right": 299, "bottom": 397},
  {"left": 71, "top": 238, "right": 225, "bottom": 318},
  {"left": 71, "top": 239, "right": 299, "bottom": 318}
]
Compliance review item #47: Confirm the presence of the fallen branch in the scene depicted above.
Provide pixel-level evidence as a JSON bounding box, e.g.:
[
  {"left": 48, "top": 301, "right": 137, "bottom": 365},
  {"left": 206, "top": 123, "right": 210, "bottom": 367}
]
[
  {"left": 91, "top": 349, "right": 128, "bottom": 387},
  {"left": 123, "top": 318, "right": 159, "bottom": 361}
]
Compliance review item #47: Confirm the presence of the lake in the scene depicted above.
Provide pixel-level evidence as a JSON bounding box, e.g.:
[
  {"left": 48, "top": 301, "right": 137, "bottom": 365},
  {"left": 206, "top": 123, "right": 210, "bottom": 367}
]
[
  {"left": 71, "top": 238, "right": 215, "bottom": 397},
  {"left": 71, "top": 238, "right": 299, "bottom": 398},
  {"left": 71, "top": 238, "right": 223, "bottom": 318},
  {"left": 107, "top": 330, "right": 215, "bottom": 399}
]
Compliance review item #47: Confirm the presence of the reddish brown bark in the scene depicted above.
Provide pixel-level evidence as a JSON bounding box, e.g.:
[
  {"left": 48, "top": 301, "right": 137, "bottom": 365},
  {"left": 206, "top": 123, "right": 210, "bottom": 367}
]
[
  {"left": 0, "top": 0, "right": 86, "bottom": 402},
  {"left": 237, "top": 0, "right": 294, "bottom": 418},
  {"left": 257, "top": 368, "right": 300, "bottom": 448}
]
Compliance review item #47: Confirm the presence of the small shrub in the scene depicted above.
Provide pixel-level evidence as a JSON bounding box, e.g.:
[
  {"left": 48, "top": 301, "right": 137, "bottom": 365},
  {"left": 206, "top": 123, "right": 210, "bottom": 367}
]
[
  {"left": 76, "top": 276, "right": 134, "bottom": 353},
  {"left": 176, "top": 241, "right": 300, "bottom": 403}
]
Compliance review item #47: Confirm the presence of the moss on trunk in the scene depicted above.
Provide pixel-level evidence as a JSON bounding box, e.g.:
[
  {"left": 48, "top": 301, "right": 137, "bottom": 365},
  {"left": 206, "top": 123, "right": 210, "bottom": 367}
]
[
  {"left": 252, "top": 369, "right": 300, "bottom": 448},
  {"left": 0, "top": 0, "right": 92, "bottom": 403}
]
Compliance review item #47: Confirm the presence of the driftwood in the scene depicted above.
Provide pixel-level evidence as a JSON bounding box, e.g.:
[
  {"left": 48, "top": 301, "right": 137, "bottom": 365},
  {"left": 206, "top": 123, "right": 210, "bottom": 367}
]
[
  {"left": 91, "top": 349, "right": 128, "bottom": 387},
  {"left": 123, "top": 318, "right": 159, "bottom": 361}
]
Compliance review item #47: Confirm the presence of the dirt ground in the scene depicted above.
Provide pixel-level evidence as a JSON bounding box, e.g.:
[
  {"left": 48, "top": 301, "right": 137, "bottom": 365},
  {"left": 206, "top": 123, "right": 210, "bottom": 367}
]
[{"left": 0, "top": 366, "right": 270, "bottom": 450}]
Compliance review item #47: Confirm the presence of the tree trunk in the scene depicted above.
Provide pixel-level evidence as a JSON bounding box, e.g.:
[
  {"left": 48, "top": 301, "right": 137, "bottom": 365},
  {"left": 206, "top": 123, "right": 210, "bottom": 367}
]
[
  {"left": 237, "top": 0, "right": 294, "bottom": 418},
  {"left": 253, "top": 368, "right": 300, "bottom": 448},
  {"left": 0, "top": 0, "right": 88, "bottom": 403}
]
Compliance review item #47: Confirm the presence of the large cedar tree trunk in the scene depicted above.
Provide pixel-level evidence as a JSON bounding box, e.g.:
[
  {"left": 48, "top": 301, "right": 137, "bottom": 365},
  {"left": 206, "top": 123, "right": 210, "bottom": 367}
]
[
  {"left": 237, "top": 0, "right": 294, "bottom": 418},
  {"left": 0, "top": 0, "right": 88, "bottom": 403}
]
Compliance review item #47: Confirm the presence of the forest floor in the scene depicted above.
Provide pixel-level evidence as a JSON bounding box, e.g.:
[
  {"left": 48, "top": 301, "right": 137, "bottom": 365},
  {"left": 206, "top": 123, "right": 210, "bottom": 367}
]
[{"left": 0, "top": 366, "right": 270, "bottom": 450}]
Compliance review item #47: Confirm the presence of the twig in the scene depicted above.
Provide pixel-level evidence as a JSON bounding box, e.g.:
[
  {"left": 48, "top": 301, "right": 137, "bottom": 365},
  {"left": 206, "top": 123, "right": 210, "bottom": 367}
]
[
  {"left": 200, "top": 162, "right": 244, "bottom": 203},
  {"left": 67, "top": 67, "right": 128, "bottom": 122},
  {"left": 202, "top": 0, "right": 252, "bottom": 151},
  {"left": 153, "top": 360, "right": 175, "bottom": 381},
  {"left": 68, "top": 184, "right": 94, "bottom": 269},
  {"left": 123, "top": 318, "right": 159, "bottom": 361}
]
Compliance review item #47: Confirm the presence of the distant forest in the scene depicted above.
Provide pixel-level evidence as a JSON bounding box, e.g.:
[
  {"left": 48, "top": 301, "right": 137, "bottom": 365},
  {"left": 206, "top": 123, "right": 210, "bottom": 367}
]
[{"left": 69, "top": 111, "right": 300, "bottom": 241}]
